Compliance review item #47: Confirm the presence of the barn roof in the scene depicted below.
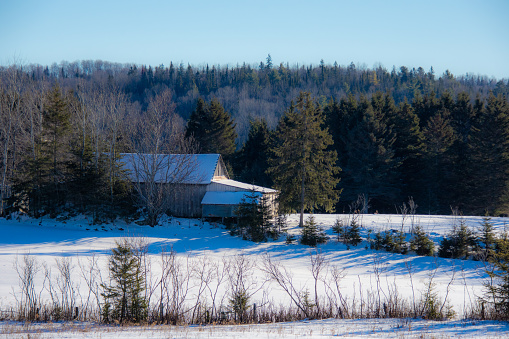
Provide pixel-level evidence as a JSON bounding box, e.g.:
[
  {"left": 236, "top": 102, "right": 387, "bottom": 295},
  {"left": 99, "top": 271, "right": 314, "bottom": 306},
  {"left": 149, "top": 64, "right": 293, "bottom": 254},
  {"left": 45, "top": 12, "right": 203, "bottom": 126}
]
[
  {"left": 119, "top": 153, "right": 223, "bottom": 185},
  {"left": 210, "top": 179, "right": 277, "bottom": 193},
  {"left": 201, "top": 191, "right": 262, "bottom": 205}
]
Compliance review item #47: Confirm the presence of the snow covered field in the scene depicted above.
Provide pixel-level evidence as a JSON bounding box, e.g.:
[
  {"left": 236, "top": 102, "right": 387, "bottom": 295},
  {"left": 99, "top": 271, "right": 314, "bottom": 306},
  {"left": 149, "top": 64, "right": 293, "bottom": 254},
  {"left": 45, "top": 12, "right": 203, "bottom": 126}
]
[
  {"left": 1, "top": 213, "right": 509, "bottom": 338},
  {"left": 2, "top": 318, "right": 509, "bottom": 338}
]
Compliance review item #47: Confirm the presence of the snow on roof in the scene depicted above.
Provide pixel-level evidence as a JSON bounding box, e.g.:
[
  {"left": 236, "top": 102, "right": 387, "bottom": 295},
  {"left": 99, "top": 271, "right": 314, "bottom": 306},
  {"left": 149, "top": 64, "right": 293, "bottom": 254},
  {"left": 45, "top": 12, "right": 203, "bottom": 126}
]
[
  {"left": 201, "top": 191, "right": 262, "bottom": 205},
  {"left": 119, "top": 153, "right": 220, "bottom": 185},
  {"left": 211, "top": 179, "right": 277, "bottom": 193}
]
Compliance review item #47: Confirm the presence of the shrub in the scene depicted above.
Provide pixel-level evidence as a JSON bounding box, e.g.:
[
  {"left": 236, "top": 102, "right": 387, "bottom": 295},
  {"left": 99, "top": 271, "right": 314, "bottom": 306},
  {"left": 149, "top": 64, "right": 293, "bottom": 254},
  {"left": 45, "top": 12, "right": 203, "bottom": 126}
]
[
  {"left": 300, "top": 215, "right": 327, "bottom": 247},
  {"left": 410, "top": 225, "right": 435, "bottom": 256},
  {"left": 371, "top": 229, "right": 407, "bottom": 254},
  {"left": 438, "top": 220, "right": 477, "bottom": 259}
]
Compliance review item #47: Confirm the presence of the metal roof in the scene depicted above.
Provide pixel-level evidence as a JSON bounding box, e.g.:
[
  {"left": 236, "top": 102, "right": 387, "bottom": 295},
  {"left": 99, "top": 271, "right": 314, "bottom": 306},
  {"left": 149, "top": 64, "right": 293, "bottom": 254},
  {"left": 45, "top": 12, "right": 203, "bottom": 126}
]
[
  {"left": 119, "top": 153, "right": 221, "bottom": 184},
  {"left": 210, "top": 179, "right": 278, "bottom": 193}
]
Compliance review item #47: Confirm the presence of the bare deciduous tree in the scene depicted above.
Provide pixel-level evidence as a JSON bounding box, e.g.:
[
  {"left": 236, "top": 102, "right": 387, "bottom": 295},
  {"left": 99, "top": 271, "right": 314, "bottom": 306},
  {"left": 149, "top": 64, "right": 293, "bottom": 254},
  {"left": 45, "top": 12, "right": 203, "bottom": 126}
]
[{"left": 127, "top": 90, "right": 199, "bottom": 226}]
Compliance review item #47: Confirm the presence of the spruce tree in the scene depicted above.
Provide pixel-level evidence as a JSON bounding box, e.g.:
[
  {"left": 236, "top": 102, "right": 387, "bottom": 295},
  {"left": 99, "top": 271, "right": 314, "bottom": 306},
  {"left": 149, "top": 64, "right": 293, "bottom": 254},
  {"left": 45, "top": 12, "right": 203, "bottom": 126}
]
[
  {"left": 341, "top": 95, "right": 400, "bottom": 213},
  {"left": 234, "top": 119, "right": 272, "bottom": 187},
  {"left": 421, "top": 110, "right": 456, "bottom": 213},
  {"left": 234, "top": 190, "right": 271, "bottom": 242},
  {"left": 392, "top": 100, "right": 424, "bottom": 203},
  {"left": 445, "top": 92, "right": 476, "bottom": 212},
  {"left": 346, "top": 219, "right": 362, "bottom": 247},
  {"left": 16, "top": 85, "right": 73, "bottom": 217},
  {"left": 185, "top": 98, "right": 237, "bottom": 157},
  {"left": 268, "top": 92, "right": 340, "bottom": 226},
  {"left": 467, "top": 93, "right": 509, "bottom": 215},
  {"left": 410, "top": 225, "right": 435, "bottom": 256},
  {"left": 478, "top": 217, "right": 497, "bottom": 260},
  {"left": 101, "top": 239, "right": 148, "bottom": 323},
  {"left": 300, "top": 215, "right": 327, "bottom": 247},
  {"left": 438, "top": 221, "right": 476, "bottom": 259},
  {"left": 485, "top": 232, "right": 509, "bottom": 318}
]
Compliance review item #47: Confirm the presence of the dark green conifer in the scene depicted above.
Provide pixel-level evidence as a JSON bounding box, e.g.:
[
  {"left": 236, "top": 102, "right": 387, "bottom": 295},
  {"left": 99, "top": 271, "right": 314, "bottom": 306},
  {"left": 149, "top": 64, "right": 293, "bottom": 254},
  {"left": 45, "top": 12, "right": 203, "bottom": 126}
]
[
  {"left": 185, "top": 98, "right": 237, "bottom": 157},
  {"left": 341, "top": 95, "right": 400, "bottom": 213},
  {"left": 300, "top": 215, "right": 327, "bottom": 247},
  {"left": 268, "top": 92, "right": 340, "bottom": 226},
  {"left": 234, "top": 119, "right": 272, "bottom": 187},
  {"left": 467, "top": 93, "right": 509, "bottom": 215},
  {"left": 101, "top": 239, "right": 148, "bottom": 323},
  {"left": 410, "top": 225, "right": 435, "bottom": 256}
]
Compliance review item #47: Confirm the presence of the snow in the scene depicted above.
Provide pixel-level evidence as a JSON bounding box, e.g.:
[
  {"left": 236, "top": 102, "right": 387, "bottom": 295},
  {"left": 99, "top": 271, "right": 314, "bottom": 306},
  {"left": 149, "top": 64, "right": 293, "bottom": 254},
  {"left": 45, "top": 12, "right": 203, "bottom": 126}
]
[
  {"left": 1, "top": 212, "right": 509, "bottom": 338},
  {"left": 211, "top": 179, "right": 278, "bottom": 193},
  {"left": 2, "top": 318, "right": 509, "bottom": 338},
  {"left": 119, "top": 153, "right": 220, "bottom": 184}
]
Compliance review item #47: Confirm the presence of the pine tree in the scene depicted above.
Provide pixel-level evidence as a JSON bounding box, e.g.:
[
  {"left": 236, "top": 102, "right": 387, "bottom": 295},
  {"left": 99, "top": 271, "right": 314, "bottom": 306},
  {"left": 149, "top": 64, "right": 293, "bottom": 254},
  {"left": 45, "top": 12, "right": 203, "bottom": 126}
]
[
  {"left": 485, "top": 232, "right": 509, "bottom": 318},
  {"left": 438, "top": 221, "right": 476, "bottom": 259},
  {"left": 410, "top": 225, "right": 435, "bottom": 256},
  {"left": 341, "top": 95, "right": 400, "bottom": 213},
  {"left": 268, "top": 92, "right": 340, "bottom": 226},
  {"left": 332, "top": 218, "right": 344, "bottom": 242},
  {"left": 234, "top": 119, "right": 272, "bottom": 187},
  {"left": 346, "top": 219, "right": 362, "bottom": 247},
  {"left": 478, "top": 217, "right": 497, "bottom": 260},
  {"left": 101, "top": 239, "right": 148, "bottom": 323},
  {"left": 15, "top": 85, "right": 73, "bottom": 217},
  {"left": 467, "top": 93, "right": 509, "bottom": 215},
  {"left": 300, "top": 215, "right": 327, "bottom": 247},
  {"left": 421, "top": 110, "right": 456, "bottom": 213},
  {"left": 235, "top": 190, "right": 268, "bottom": 242},
  {"left": 185, "top": 98, "right": 237, "bottom": 158},
  {"left": 392, "top": 100, "right": 424, "bottom": 203}
]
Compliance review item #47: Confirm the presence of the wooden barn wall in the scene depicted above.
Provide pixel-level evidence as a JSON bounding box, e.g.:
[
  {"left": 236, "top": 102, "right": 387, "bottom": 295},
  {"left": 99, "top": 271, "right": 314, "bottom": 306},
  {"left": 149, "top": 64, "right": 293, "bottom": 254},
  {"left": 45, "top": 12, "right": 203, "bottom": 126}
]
[
  {"left": 167, "top": 184, "right": 208, "bottom": 218},
  {"left": 213, "top": 161, "right": 228, "bottom": 178}
]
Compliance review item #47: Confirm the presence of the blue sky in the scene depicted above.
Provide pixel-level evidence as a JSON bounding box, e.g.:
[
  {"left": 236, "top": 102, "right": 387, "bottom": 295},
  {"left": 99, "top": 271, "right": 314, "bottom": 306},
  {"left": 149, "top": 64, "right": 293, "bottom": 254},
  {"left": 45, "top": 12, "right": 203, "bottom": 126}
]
[{"left": 1, "top": 0, "right": 508, "bottom": 79}]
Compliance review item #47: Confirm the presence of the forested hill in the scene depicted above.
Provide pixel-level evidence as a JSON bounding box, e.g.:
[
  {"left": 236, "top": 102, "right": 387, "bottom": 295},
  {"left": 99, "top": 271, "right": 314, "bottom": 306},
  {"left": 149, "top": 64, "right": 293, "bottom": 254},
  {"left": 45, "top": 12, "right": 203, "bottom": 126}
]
[
  {"left": 1, "top": 58, "right": 509, "bottom": 217},
  {"left": 6, "top": 58, "right": 508, "bottom": 142}
]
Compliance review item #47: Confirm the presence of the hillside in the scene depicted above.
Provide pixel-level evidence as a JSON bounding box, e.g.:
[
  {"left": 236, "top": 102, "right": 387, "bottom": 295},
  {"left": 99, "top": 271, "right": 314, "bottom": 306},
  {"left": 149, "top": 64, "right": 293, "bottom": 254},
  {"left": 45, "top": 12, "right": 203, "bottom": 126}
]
[{"left": 1, "top": 213, "right": 509, "bottom": 337}]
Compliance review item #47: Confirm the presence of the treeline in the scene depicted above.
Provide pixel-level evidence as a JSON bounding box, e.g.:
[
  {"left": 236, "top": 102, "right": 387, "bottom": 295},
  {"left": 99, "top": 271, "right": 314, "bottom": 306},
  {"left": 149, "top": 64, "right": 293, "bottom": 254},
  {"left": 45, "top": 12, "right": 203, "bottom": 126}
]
[
  {"left": 5, "top": 57, "right": 508, "bottom": 143},
  {"left": 1, "top": 59, "right": 509, "bottom": 217},
  {"left": 231, "top": 90, "right": 509, "bottom": 215}
]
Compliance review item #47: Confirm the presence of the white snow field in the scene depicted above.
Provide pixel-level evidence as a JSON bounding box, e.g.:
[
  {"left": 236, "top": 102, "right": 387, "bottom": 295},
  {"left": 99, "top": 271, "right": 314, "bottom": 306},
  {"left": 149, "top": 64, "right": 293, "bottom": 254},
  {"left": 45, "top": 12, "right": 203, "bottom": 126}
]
[{"left": 1, "top": 213, "right": 509, "bottom": 338}]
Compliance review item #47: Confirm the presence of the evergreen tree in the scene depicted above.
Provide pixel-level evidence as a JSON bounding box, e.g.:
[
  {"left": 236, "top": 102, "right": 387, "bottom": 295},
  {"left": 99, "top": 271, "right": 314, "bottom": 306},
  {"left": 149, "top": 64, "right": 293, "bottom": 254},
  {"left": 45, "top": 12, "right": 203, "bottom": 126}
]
[
  {"left": 268, "top": 92, "right": 340, "bottom": 226},
  {"left": 392, "top": 100, "right": 424, "bottom": 202},
  {"left": 421, "top": 110, "right": 456, "bottom": 213},
  {"left": 446, "top": 92, "right": 476, "bottom": 211},
  {"left": 234, "top": 190, "right": 274, "bottom": 242},
  {"left": 332, "top": 218, "right": 344, "bottom": 242},
  {"left": 485, "top": 232, "right": 509, "bottom": 318},
  {"left": 478, "top": 217, "right": 497, "bottom": 260},
  {"left": 346, "top": 219, "right": 362, "bottom": 247},
  {"left": 300, "top": 215, "right": 327, "bottom": 247},
  {"left": 101, "top": 239, "right": 148, "bottom": 323},
  {"left": 67, "top": 135, "right": 108, "bottom": 215},
  {"left": 467, "top": 93, "right": 509, "bottom": 215},
  {"left": 438, "top": 221, "right": 477, "bottom": 259},
  {"left": 410, "top": 225, "right": 435, "bottom": 256},
  {"left": 234, "top": 119, "right": 272, "bottom": 187},
  {"left": 185, "top": 98, "right": 237, "bottom": 157},
  {"left": 16, "top": 85, "right": 73, "bottom": 217},
  {"left": 340, "top": 95, "right": 400, "bottom": 213}
]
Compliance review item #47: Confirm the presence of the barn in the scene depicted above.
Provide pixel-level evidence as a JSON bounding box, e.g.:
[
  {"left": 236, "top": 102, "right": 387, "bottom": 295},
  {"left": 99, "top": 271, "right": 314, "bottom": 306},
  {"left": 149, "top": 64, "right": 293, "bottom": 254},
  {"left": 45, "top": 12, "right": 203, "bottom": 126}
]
[{"left": 119, "top": 153, "right": 278, "bottom": 219}]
